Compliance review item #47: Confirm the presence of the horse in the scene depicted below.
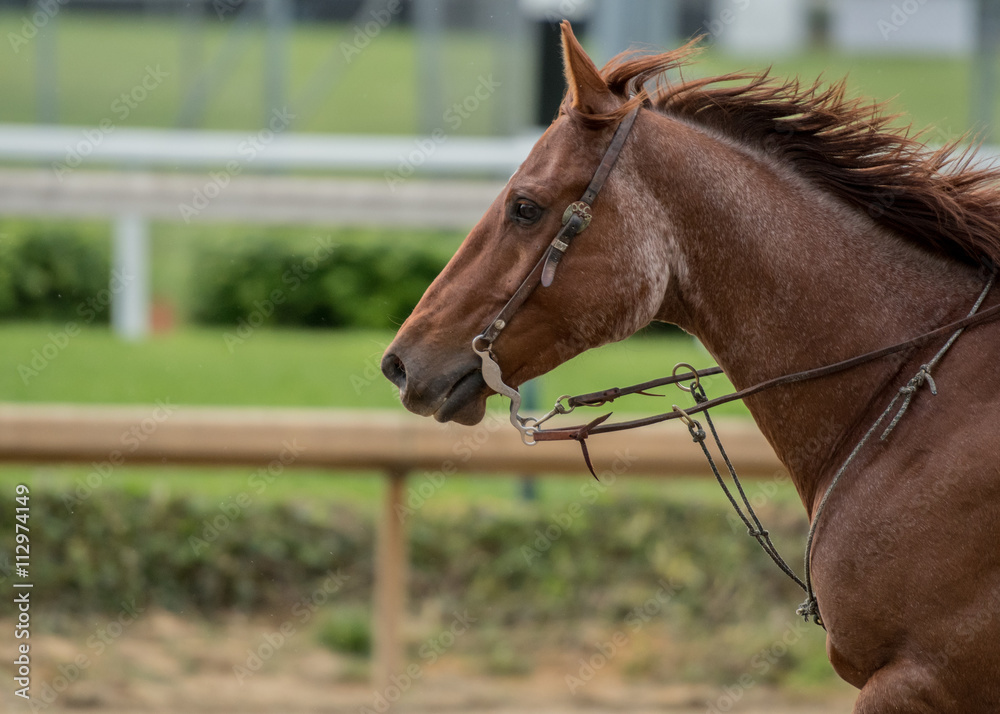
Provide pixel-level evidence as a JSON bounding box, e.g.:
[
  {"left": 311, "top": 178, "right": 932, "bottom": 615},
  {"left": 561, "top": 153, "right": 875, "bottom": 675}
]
[{"left": 381, "top": 21, "right": 1000, "bottom": 713}]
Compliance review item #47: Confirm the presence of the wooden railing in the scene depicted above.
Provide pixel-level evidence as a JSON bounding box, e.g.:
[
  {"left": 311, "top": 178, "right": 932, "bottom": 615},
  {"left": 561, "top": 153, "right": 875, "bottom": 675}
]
[{"left": 0, "top": 403, "right": 782, "bottom": 689}]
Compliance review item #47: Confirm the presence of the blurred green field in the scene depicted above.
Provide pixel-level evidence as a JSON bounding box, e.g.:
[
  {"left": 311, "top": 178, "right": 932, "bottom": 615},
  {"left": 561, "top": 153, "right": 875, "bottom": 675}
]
[
  {"left": 0, "top": 323, "right": 745, "bottom": 409},
  {"left": 0, "top": 10, "right": 988, "bottom": 141},
  {"left": 0, "top": 321, "right": 783, "bottom": 513}
]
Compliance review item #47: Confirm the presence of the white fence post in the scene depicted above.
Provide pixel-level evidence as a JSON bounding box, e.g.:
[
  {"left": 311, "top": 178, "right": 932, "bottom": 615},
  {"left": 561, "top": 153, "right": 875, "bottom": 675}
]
[{"left": 111, "top": 213, "right": 150, "bottom": 341}]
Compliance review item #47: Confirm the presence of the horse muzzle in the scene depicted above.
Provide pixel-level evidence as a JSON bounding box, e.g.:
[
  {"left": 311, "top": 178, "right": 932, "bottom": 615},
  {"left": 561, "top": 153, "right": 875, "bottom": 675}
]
[{"left": 380, "top": 345, "right": 489, "bottom": 425}]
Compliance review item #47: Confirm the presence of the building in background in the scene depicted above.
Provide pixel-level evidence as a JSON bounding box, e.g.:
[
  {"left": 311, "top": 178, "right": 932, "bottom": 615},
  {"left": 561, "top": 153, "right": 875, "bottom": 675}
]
[{"left": 830, "top": 0, "right": 975, "bottom": 56}]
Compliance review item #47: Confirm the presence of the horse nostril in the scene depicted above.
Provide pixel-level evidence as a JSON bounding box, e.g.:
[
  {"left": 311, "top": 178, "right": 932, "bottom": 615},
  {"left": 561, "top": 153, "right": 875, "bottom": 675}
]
[{"left": 381, "top": 351, "right": 407, "bottom": 390}]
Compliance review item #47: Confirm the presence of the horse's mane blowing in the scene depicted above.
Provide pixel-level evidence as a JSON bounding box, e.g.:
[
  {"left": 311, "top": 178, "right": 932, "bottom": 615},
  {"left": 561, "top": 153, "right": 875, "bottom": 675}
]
[{"left": 572, "top": 42, "right": 1000, "bottom": 269}]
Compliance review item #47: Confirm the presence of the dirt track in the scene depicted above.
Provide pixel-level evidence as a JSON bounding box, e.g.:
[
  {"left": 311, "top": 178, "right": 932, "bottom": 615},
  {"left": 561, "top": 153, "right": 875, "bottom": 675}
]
[
  {"left": 1, "top": 611, "right": 858, "bottom": 713},
  {"left": 5, "top": 675, "right": 858, "bottom": 714}
]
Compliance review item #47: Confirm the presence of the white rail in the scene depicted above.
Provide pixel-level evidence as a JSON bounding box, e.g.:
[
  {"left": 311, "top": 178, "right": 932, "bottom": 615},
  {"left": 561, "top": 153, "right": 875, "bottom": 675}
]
[{"left": 0, "top": 123, "right": 538, "bottom": 176}]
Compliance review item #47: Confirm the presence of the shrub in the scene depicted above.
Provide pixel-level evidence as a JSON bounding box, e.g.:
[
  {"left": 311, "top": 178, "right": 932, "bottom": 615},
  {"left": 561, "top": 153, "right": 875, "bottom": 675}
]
[
  {"left": 316, "top": 605, "right": 372, "bottom": 656},
  {"left": 191, "top": 234, "right": 452, "bottom": 329},
  {"left": 0, "top": 488, "right": 805, "bottom": 629},
  {"left": 0, "top": 490, "right": 372, "bottom": 614},
  {"left": 0, "top": 486, "right": 831, "bottom": 686},
  {"left": 0, "top": 230, "right": 110, "bottom": 322}
]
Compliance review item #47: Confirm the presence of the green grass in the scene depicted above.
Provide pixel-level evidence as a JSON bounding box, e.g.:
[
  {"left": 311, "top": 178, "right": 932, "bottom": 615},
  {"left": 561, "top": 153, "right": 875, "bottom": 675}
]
[
  {"left": 0, "top": 10, "right": 992, "bottom": 139},
  {"left": 0, "top": 322, "right": 744, "bottom": 412},
  {"left": 0, "top": 323, "right": 780, "bottom": 512},
  {"left": 0, "top": 209, "right": 769, "bottom": 513},
  {"left": 0, "top": 10, "right": 496, "bottom": 135},
  {"left": 6, "top": 461, "right": 802, "bottom": 520}
]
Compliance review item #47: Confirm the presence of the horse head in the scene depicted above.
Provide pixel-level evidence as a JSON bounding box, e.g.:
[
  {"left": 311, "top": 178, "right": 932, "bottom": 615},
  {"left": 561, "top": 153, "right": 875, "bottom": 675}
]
[{"left": 381, "top": 22, "right": 675, "bottom": 425}]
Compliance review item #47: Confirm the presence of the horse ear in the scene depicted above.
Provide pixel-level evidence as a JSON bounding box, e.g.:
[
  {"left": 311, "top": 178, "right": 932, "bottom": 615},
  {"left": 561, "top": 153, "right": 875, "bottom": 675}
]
[{"left": 560, "top": 20, "right": 613, "bottom": 115}]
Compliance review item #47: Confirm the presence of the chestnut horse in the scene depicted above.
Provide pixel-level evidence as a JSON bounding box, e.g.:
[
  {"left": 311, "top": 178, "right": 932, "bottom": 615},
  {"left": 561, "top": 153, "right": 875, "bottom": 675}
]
[{"left": 382, "top": 22, "right": 1000, "bottom": 712}]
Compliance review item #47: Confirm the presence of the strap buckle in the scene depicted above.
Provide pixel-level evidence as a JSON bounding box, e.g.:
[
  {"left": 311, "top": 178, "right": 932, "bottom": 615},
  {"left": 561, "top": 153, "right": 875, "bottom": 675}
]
[{"left": 561, "top": 201, "right": 592, "bottom": 230}]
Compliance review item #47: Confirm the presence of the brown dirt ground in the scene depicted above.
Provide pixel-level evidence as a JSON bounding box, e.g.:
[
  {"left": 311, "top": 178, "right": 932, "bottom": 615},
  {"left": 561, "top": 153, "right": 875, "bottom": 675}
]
[{"left": 1, "top": 611, "right": 859, "bottom": 713}]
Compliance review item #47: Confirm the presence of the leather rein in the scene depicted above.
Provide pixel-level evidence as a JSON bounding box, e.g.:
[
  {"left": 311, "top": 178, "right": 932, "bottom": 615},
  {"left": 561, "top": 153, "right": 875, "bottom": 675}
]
[{"left": 536, "top": 295, "right": 1000, "bottom": 443}]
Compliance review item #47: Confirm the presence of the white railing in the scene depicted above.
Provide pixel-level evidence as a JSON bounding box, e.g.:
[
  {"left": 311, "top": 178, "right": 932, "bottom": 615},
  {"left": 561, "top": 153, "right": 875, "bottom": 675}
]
[
  {"left": 0, "top": 123, "right": 538, "bottom": 175},
  {"left": 0, "top": 123, "right": 533, "bottom": 339}
]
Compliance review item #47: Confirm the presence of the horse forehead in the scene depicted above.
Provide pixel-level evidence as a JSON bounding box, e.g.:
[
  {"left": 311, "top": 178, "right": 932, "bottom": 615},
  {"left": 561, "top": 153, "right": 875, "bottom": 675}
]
[{"left": 512, "top": 119, "right": 603, "bottom": 186}]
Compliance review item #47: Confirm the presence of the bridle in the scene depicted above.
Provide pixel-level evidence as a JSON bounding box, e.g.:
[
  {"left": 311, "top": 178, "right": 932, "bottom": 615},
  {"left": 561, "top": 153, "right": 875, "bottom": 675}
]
[
  {"left": 472, "top": 104, "right": 642, "bottom": 445},
  {"left": 467, "top": 98, "right": 1000, "bottom": 627}
]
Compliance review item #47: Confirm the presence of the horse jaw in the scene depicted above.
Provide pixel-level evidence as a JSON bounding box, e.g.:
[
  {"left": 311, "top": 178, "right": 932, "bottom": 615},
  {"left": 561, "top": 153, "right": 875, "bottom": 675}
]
[{"left": 430, "top": 372, "right": 489, "bottom": 425}]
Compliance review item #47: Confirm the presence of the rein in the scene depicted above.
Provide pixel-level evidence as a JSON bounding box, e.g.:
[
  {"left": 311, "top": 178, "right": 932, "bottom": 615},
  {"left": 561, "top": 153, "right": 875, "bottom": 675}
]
[
  {"left": 542, "top": 274, "right": 997, "bottom": 627},
  {"left": 468, "top": 99, "right": 1000, "bottom": 627},
  {"left": 534, "top": 292, "right": 1000, "bottom": 443}
]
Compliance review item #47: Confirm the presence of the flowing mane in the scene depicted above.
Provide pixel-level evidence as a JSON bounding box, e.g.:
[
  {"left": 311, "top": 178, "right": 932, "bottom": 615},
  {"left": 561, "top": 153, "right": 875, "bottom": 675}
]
[{"left": 571, "top": 42, "right": 1000, "bottom": 268}]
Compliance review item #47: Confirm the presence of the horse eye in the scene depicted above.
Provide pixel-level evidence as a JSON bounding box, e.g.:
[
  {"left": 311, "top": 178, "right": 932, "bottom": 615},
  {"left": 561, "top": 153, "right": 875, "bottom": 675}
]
[{"left": 512, "top": 200, "right": 542, "bottom": 225}]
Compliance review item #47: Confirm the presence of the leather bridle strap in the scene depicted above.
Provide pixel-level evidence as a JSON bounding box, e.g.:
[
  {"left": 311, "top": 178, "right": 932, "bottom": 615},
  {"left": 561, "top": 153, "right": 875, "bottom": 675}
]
[
  {"left": 540, "top": 104, "right": 642, "bottom": 287},
  {"left": 567, "top": 366, "right": 726, "bottom": 408},
  {"left": 474, "top": 105, "right": 641, "bottom": 350}
]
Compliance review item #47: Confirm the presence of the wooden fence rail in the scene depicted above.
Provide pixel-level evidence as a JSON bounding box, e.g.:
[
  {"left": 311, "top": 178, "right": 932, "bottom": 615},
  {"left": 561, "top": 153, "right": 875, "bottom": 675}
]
[{"left": 0, "top": 403, "right": 783, "bottom": 690}]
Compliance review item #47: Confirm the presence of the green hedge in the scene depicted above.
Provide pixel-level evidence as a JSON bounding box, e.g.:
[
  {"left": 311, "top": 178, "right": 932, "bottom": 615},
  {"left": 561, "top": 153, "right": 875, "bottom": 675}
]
[
  {"left": 192, "top": 235, "right": 451, "bottom": 329},
  {"left": 0, "top": 490, "right": 826, "bottom": 683},
  {"left": 0, "top": 227, "right": 680, "bottom": 333},
  {"left": 0, "top": 231, "right": 110, "bottom": 323},
  {"left": 0, "top": 490, "right": 372, "bottom": 614},
  {"left": 0, "top": 489, "right": 806, "bottom": 628},
  {"left": 0, "top": 225, "right": 456, "bottom": 329}
]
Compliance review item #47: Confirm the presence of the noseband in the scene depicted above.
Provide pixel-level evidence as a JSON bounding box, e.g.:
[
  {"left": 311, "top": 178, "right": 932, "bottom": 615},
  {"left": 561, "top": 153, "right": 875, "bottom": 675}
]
[{"left": 472, "top": 105, "right": 642, "bottom": 444}]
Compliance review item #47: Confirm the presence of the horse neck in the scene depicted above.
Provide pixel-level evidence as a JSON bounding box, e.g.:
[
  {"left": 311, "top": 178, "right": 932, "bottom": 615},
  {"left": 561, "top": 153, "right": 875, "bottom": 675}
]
[{"left": 640, "top": 115, "right": 983, "bottom": 512}]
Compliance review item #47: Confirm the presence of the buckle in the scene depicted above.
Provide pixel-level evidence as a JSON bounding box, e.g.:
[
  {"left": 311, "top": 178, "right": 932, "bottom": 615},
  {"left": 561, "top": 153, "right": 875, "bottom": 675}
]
[{"left": 561, "top": 201, "right": 592, "bottom": 230}]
